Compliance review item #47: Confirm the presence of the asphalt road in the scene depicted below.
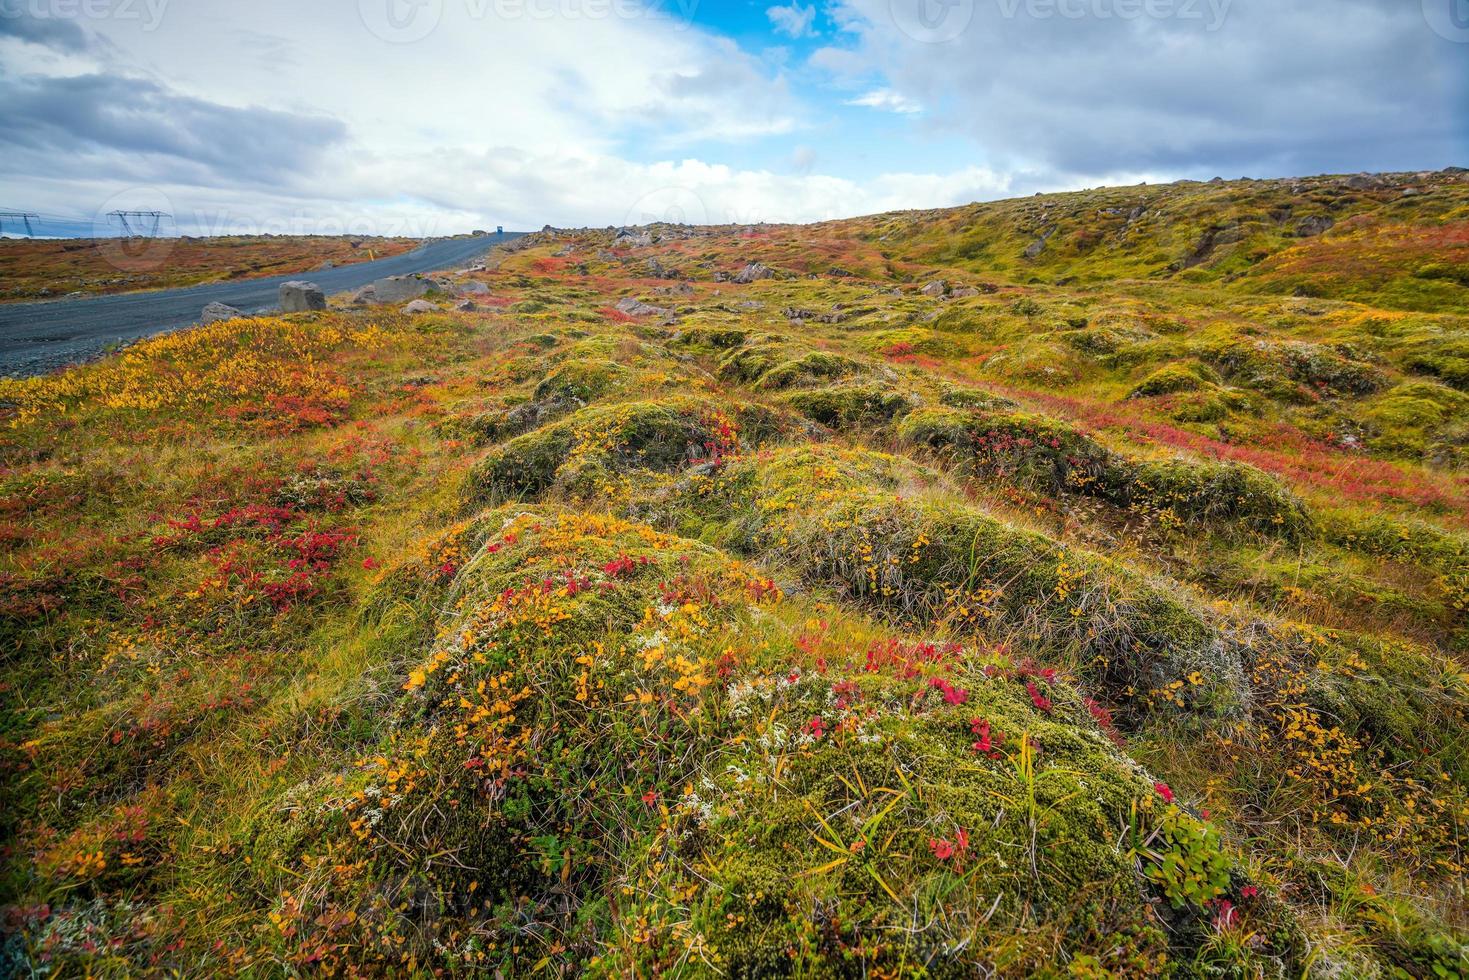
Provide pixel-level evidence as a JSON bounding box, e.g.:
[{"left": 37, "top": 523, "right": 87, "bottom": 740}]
[{"left": 0, "top": 233, "right": 524, "bottom": 378}]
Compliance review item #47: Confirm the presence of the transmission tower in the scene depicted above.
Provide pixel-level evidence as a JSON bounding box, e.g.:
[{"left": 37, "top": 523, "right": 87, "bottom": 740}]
[
  {"left": 108, "top": 210, "right": 170, "bottom": 238},
  {"left": 0, "top": 211, "right": 39, "bottom": 237}
]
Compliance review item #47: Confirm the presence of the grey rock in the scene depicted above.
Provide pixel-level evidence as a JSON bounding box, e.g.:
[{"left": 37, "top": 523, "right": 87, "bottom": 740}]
[
  {"left": 350, "top": 286, "right": 376, "bottom": 306},
  {"left": 456, "top": 280, "right": 491, "bottom": 296},
  {"left": 201, "top": 302, "right": 243, "bottom": 325},
  {"left": 1443, "top": 166, "right": 1467, "bottom": 174},
  {"left": 654, "top": 282, "right": 695, "bottom": 297},
  {"left": 1401, "top": 187, "right": 1423, "bottom": 197},
  {"left": 454, "top": 299, "right": 478, "bottom": 312},
  {"left": 920, "top": 280, "right": 947, "bottom": 297},
  {"left": 732, "top": 262, "right": 775, "bottom": 284},
  {"left": 1023, "top": 238, "right": 1047, "bottom": 259},
  {"left": 372, "top": 274, "right": 431, "bottom": 304},
  {"left": 615, "top": 296, "right": 670, "bottom": 317},
  {"left": 949, "top": 286, "right": 981, "bottom": 299},
  {"left": 402, "top": 300, "right": 440, "bottom": 314},
  {"left": 1296, "top": 215, "right": 1335, "bottom": 238},
  {"left": 278, "top": 281, "right": 326, "bottom": 313},
  {"left": 1344, "top": 173, "right": 1383, "bottom": 190}
]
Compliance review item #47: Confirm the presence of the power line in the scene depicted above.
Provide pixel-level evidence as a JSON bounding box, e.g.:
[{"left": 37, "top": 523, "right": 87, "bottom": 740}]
[
  {"left": 0, "top": 211, "right": 40, "bottom": 237},
  {"left": 107, "top": 210, "right": 172, "bottom": 238}
]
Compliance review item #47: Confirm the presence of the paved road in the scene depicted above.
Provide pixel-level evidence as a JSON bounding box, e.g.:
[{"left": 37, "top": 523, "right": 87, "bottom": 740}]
[{"left": 0, "top": 233, "right": 525, "bottom": 378}]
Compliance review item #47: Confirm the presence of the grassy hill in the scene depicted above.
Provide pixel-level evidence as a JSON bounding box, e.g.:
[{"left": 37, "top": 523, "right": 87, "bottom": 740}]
[
  {"left": 2, "top": 170, "right": 1467, "bottom": 977},
  {"left": 0, "top": 236, "right": 421, "bottom": 303}
]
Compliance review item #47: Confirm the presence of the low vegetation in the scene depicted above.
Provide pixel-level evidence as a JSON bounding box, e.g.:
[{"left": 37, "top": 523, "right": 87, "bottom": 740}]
[{"left": 2, "top": 171, "right": 1467, "bottom": 976}]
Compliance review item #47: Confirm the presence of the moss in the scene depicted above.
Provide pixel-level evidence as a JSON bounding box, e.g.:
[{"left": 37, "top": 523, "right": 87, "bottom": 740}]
[
  {"left": 897, "top": 406, "right": 1124, "bottom": 496},
  {"left": 779, "top": 384, "right": 915, "bottom": 431},
  {"left": 897, "top": 407, "right": 1311, "bottom": 539},
  {"left": 532, "top": 358, "right": 628, "bottom": 403},
  {"left": 467, "top": 399, "right": 788, "bottom": 504},
  {"left": 755, "top": 350, "right": 866, "bottom": 390},
  {"left": 1123, "top": 459, "right": 1312, "bottom": 538},
  {"left": 694, "top": 445, "right": 1246, "bottom": 715},
  {"left": 1128, "top": 363, "right": 1211, "bottom": 399}
]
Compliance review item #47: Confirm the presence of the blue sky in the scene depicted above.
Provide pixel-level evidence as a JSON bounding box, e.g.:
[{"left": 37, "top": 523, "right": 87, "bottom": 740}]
[{"left": 1, "top": 0, "right": 1465, "bottom": 236}]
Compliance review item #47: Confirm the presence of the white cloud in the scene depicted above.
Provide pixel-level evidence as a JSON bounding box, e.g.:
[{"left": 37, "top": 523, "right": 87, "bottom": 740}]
[
  {"left": 766, "top": 4, "right": 817, "bottom": 38},
  {"left": 827, "top": 0, "right": 1467, "bottom": 179},
  {"left": 846, "top": 88, "right": 923, "bottom": 114}
]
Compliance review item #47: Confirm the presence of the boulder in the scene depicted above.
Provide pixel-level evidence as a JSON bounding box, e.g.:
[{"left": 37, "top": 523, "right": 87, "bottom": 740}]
[
  {"left": 456, "top": 280, "right": 491, "bottom": 296},
  {"left": 200, "top": 302, "right": 242, "bottom": 325},
  {"left": 1023, "top": 238, "right": 1047, "bottom": 259},
  {"left": 278, "top": 281, "right": 326, "bottom": 313},
  {"left": 372, "top": 274, "right": 431, "bottom": 304},
  {"left": 1344, "top": 173, "right": 1383, "bottom": 190},
  {"left": 1296, "top": 215, "right": 1335, "bottom": 238},
  {"left": 454, "top": 299, "right": 478, "bottom": 312},
  {"left": 1401, "top": 187, "right": 1423, "bottom": 197},
  {"left": 949, "top": 286, "right": 981, "bottom": 299},
  {"left": 614, "top": 296, "right": 670, "bottom": 318},
  {"left": 350, "top": 286, "right": 377, "bottom": 306},
  {"left": 402, "top": 300, "right": 440, "bottom": 314},
  {"left": 920, "top": 280, "right": 947, "bottom": 298},
  {"left": 654, "top": 282, "right": 695, "bottom": 298},
  {"left": 732, "top": 262, "right": 774, "bottom": 284}
]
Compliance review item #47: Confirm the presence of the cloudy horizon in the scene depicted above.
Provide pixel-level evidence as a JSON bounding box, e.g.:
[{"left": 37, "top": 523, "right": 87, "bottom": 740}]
[{"left": 1, "top": 0, "right": 1466, "bottom": 238}]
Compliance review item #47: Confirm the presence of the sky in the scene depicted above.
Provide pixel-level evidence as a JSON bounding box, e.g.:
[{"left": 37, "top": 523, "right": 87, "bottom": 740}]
[{"left": 0, "top": 0, "right": 1466, "bottom": 237}]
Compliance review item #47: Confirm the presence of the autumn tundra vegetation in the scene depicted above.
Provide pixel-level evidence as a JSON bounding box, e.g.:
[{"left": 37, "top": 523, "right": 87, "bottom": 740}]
[{"left": 2, "top": 171, "right": 1468, "bottom": 977}]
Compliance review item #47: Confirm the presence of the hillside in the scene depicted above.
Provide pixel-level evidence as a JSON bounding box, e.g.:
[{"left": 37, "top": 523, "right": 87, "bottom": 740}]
[
  {"left": 0, "top": 236, "right": 422, "bottom": 303},
  {"left": 2, "top": 170, "right": 1467, "bottom": 977}
]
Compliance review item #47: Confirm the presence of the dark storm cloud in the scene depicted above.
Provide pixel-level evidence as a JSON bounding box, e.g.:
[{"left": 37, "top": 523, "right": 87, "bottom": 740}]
[
  {"left": 0, "top": 72, "right": 348, "bottom": 181},
  {"left": 0, "top": 8, "right": 91, "bottom": 50},
  {"left": 839, "top": 0, "right": 1469, "bottom": 178}
]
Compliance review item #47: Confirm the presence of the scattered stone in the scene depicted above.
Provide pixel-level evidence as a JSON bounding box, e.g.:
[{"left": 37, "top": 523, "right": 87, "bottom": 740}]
[
  {"left": 615, "top": 296, "right": 670, "bottom": 317},
  {"left": 278, "top": 281, "right": 326, "bottom": 312},
  {"left": 402, "top": 300, "right": 440, "bottom": 314},
  {"left": 828, "top": 266, "right": 856, "bottom": 277},
  {"left": 201, "top": 302, "right": 242, "bottom": 325},
  {"left": 732, "top": 262, "right": 775, "bottom": 284},
  {"left": 1344, "top": 173, "right": 1383, "bottom": 190},
  {"left": 1296, "top": 215, "right": 1335, "bottom": 237},
  {"left": 372, "top": 274, "right": 431, "bottom": 304},
  {"left": 614, "top": 228, "right": 654, "bottom": 247},
  {"left": 454, "top": 299, "right": 478, "bottom": 312},
  {"left": 654, "top": 282, "right": 695, "bottom": 297}
]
